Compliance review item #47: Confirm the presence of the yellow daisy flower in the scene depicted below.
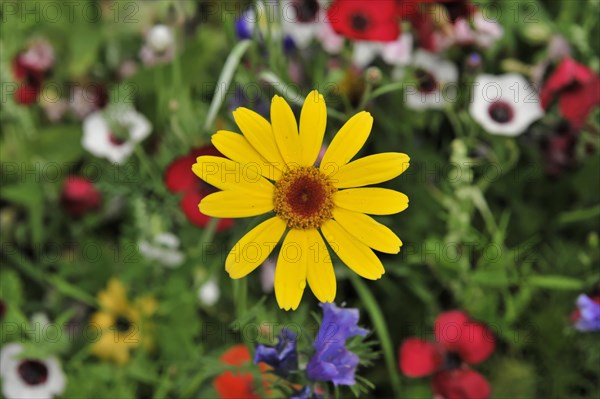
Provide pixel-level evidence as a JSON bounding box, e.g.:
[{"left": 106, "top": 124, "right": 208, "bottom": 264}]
[
  {"left": 90, "top": 278, "right": 156, "bottom": 364},
  {"left": 193, "top": 90, "right": 409, "bottom": 310}
]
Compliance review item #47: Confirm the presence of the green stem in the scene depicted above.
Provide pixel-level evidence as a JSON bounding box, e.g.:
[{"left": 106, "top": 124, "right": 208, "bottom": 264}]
[
  {"left": 349, "top": 274, "right": 402, "bottom": 397},
  {"left": 204, "top": 40, "right": 252, "bottom": 132},
  {"left": 233, "top": 278, "right": 248, "bottom": 322}
]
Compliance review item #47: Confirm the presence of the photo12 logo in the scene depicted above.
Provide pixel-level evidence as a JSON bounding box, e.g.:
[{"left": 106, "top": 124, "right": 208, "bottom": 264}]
[{"left": 1, "top": 1, "right": 139, "bottom": 24}]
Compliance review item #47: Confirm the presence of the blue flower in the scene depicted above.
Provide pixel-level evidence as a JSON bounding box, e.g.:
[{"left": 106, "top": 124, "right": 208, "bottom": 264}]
[
  {"left": 574, "top": 294, "right": 600, "bottom": 332},
  {"left": 306, "top": 303, "right": 368, "bottom": 385},
  {"left": 291, "top": 386, "right": 324, "bottom": 399},
  {"left": 253, "top": 327, "right": 298, "bottom": 377}
]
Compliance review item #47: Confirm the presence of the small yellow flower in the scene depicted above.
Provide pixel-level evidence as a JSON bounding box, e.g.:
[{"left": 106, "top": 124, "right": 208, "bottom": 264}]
[
  {"left": 193, "top": 90, "right": 409, "bottom": 310},
  {"left": 89, "top": 278, "right": 156, "bottom": 364}
]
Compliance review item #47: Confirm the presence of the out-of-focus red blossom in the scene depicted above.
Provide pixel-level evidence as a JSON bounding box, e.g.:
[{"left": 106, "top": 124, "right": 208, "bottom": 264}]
[
  {"left": 401, "top": 0, "right": 476, "bottom": 51},
  {"left": 432, "top": 369, "right": 491, "bottom": 399},
  {"left": 327, "top": 0, "right": 401, "bottom": 42},
  {"left": 0, "top": 300, "right": 6, "bottom": 320},
  {"left": 164, "top": 146, "right": 233, "bottom": 231},
  {"left": 11, "top": 41, "right": 54, "bottom": 105},
  {"left": 61, "top": 177, "right": 102, "bottom": 216},
  {"left": 12, "top": 56, "right": 44, "bottom": 105},
  {"left": 540, "top": 58, "right": 600, "bottom": 129},
  {"left": 399, "top": 310, "right": 495, "bottom": 399},
  {"left": 213, "top": 345, "right": 260, "bottom": 399}
]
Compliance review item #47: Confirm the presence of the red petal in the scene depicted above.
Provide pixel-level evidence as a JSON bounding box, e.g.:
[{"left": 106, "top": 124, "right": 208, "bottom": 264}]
[
  {"left": 220, "top": 344, "right": 251, "bottom": 366},
  {"left": 327, "top": 0, "right": 400, "bottom": 42},
  {"left": 435, "top": 311, "right": 495, "bottom": 364},
  {"left": 214, "top": 345, "right": 259, "bottom": 399},
  {"left": 164, "top": 153, "right": 199, "bottom": 193},
  {"left": 456, "top": 322, "right": 495, "bottom": 365},
  {"left": 541, "top": 58, "right": 596, "bottom": 109},
  {"left": 214, "top": 371, "right": 259, "bottom": 399},
  {"left": 432, "top": 369, "right": 491, "bottom": 399},
  {"left": 15, "top": 84, "right": 40, "bottom": 105},
  {"left": 164, "top": 146, "right": 225, "bottom": 193},
  {"left": 434, "top": 310, "right": 469, "bottom": 350},
  {"left": 410, "top": 12, "right": 437, "bottom": 51},
  {"left": 180, "top": 191, "right": 233, "bottom": 231},
  {"left": 558, "top": 76, "right": 600, "bottom": 129},
  {"left": 399, "top": 338, "right": 443, "bottom": 377}
]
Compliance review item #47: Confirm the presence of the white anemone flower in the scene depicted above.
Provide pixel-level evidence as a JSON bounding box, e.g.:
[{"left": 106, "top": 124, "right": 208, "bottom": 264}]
[
  {"left": 82, "top": 106, "right": 151, "bottom": 164},
  {"left": 405, "top": 50, "right": 458, "bottom": 110},
  {"left": 470, "top": 73, "right": 543, "bottom": 136},
  {"left": 0, "top": 343, "right": 66, "bottom": 399},
  {"left": 197, "top": 279, "right": 220, "bottom": 306},
  {"left": 138, "top": 232, "right": 184, "bottom": 268}
]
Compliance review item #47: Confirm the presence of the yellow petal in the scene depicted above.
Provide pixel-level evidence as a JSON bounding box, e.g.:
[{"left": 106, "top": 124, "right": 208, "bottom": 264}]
[
  {"left": 226, "top": 217, "right": 286, "bottom": 279},
  {"left": 320, "top": 111, "right": 373, "bottom": 171},
  {"left": 211, "top": 130, "right": 282, "bottom": 180},
  {"left": 192, "top": 155, "right": 274, "bottom": 193},
  {"left": 332, "top": 153, "right": 410, "bottom": 188},
  {"left": 232, "top": 107, "right": 286, "bottom": 170},
  {"left": 334, "top": 188, "right": 409, "bottom": 215},
  {"left": 321, "top": 219, "right": 384, "bottom": 280},
  {"left": 98, "top": 278, "right": 129, "bottom": 314},
  {"left": 271, "top": 95, "right": 301, "bottom": 167},
  {"left": 199, "top": 190, "right": 274, "bottom": 218},
  {"left": 299, "top": 90, "right": 327, "bottom": 167},
  {"left": 275, "top": 229, "right": 308, "bottom": 310},
  {"left": 333, "top": 208, "right": 402, "bottom": 254},
  {"left": 305, "top": 229, "right": 336, "bottom": 303}
]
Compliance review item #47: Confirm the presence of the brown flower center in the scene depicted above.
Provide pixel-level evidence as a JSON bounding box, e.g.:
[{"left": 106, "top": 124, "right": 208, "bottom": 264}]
[{"left": 274, "top": 167, "right": 336, "bottom": 229}]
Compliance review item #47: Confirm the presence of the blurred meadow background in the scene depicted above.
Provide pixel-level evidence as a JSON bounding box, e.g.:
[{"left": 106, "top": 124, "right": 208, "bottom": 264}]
[{"left": 1, "top": 0, "right": 599, "bottom": 398}]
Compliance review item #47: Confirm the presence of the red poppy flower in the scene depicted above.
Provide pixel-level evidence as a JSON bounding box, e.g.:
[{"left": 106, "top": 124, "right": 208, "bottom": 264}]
[
  {"left": 540, "top": 58, "right": 600, "bottom": 129},
  {"left": 399, "top": 310, "right": 495, "bottom": 399},
  {"left": 165, "top": 146, "right": 233, "bottom": 231},
  {"left": 214, "top": 345, "right": 260, "bottom": 399},
  {"left": 12, "top": 56, "right": 44, "bottom": 105},
  {"left": 327, "top": 0, "right": 401, "bottom": 42},
  {"left": 61, "top": 176, "right": 102, "bottom": 216}
]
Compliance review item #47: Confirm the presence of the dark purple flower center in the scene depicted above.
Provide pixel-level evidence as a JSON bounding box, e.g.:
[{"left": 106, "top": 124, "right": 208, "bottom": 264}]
[
  {"left": 444, "top": 351, "right": 462, "bottom": 370},
  {"left": 17, "top": 360, "right": 48, "bottom": 386},
  {"left": 488, "top": 101, "right": 514, "bottom": 124},
  {"left": 115, "top": 315, "right": 132, "bottom": 332},
  {"left": 415, "top": 69, "right": 438, "bottom": 93},
  {"left": 293, "top": 0, "right": 319, "bottom": 23},
  {"left": 108, "top": 132, "right": 128, "bottom": 146},
  {"left": 350, "top": 13, "right": 370, "bottom": 32}
]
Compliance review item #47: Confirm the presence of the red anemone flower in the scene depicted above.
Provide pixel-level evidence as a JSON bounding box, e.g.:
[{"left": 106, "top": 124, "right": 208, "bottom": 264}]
[
  {"left": 540, "top": 57, "right": 600, "bottom": 129},
  {"left": 165, "top": 146, "right": 233, "bottom": 231},
  {"left": 399, "top": 310, "right": 495, "bottom": 399},
  {"left": 327, "top": 0, "right": 401, "bottom": 42},
  {"left": 61, "top": 176, "right": 102, "bottom": 216}
]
